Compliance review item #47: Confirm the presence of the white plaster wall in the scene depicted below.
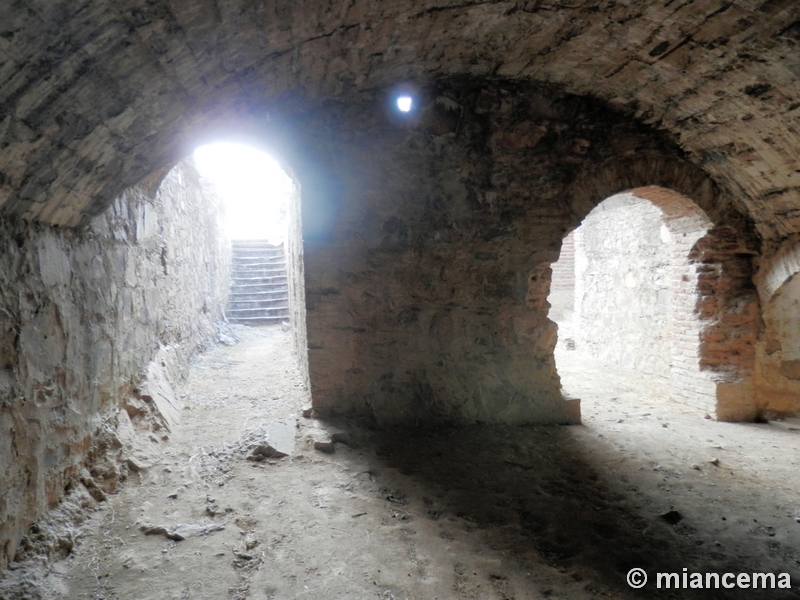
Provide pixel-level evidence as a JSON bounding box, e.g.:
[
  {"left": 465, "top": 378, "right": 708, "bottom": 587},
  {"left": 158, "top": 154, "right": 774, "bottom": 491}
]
[{"left": 574, "top": 194, "right": 671, "bottom": 378}]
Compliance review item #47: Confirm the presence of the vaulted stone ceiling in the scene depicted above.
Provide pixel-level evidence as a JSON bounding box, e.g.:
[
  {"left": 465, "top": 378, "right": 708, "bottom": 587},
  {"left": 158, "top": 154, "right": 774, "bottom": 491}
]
[{"left": 1, "top": 0, "right": 799, "bottom": 241}]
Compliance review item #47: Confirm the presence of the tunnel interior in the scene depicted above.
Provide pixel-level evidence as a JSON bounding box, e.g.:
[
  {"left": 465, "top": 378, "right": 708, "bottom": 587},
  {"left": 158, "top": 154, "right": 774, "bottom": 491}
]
[{"left": 2, "top": 0, "right": 800, "bottom": 595}]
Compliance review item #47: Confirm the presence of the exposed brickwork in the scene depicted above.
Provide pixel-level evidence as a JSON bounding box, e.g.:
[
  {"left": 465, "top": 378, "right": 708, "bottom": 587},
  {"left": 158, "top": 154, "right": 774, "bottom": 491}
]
[
  {"left": 271, "top": 82, "right": 759, "bottom": 426},
  {"left": 0, "top": 2, "right": 796, "bottom": 573},
  {"left": 0, "top": 1, "right": 784, "bottom": 428}
]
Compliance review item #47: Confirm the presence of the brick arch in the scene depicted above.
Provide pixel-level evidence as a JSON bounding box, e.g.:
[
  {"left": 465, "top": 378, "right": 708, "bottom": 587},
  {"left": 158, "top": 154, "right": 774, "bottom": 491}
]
[
  {"left": 750, "top": 236, "right": 800, "bottom": 418},
  {"left": 183, "top": 113, "right": 351, "bottom": 244},
  {"left": 565, "top": 151, "right": 724, "bottom": 226},
  {"left": 755, "top": 236, "right": 800, "bottom": 305},
  {"left": 559, "top": 155, "right": 761, "bottom": 420}
]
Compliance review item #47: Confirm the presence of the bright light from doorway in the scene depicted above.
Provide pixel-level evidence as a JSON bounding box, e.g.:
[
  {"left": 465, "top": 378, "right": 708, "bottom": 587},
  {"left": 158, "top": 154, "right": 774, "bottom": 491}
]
[
  {"left": 193, "top": 142, "right": 293, "bottom": 242},
  {"left": 397, "top": 96, "right": 413, "bottom": 112}
]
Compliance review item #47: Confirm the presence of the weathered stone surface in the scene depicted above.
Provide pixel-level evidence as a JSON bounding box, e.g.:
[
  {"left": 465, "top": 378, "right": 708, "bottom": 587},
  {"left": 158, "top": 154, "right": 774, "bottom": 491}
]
[
  {"left": 245, "top": 418, "right": 297, "bottom": 460},
  {"left": 284, "top": 181, "right": 309, "bottom": 384},
  {"left": 137, "top": 346, "right": 184, "bottom": 433},
  {"left": 140, "top": 522, "right": 224, "bottom": 542},
  {"left": 0, "top": 1, "right": 789, "bottom": 431},
  {"left": 314, "top": 441, "right": 336, "bottom": 454},
  {"left": 263, "top": 418, "right": 296, "bottom": 458},
  {"left": 0, "top": 161, "right": 230, "bottom": 573}
]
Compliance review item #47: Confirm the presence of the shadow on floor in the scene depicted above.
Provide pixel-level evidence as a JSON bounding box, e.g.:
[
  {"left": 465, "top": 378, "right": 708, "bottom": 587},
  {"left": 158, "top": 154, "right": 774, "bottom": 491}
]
[{"left": 354, "top": 422, "right": 798, "bottom": 599}]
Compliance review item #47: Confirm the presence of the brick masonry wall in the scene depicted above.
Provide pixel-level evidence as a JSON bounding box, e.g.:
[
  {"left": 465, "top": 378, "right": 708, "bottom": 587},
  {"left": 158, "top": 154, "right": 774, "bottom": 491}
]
[
  {"left": 281, "top": 83, "right": 759, "bottom": 427},
  {"left": 664, "top": 209, "right": 718, "bottom": 413},
  {"left": 753, "top": 238, "right": 800, "bottom": 417},
  {"left": 0, "top": 161, "right": 230, "bottom": 573},
  {"left": 690, "top": 225, "right": 760, "bottom": 420}
]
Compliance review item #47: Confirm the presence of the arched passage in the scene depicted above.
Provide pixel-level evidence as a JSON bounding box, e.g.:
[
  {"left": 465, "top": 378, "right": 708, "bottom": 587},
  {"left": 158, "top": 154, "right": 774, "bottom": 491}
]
[
  {"left": 191, "top": 139, "right": 310, "bottom": 385},
  {"left": 553, "top": 155, "right": 762, "bottom": 420},
  {"left": 550, "top": 188, "right": 720, "bottom": 413},
  {"left": 753, "top": 238, "right": 800, "bottom": 417}
]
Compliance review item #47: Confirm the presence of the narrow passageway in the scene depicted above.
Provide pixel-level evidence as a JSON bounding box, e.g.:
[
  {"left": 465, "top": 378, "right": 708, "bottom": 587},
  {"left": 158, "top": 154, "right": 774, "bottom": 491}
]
[{"left": 4, "top": 326, "right": 793, "bottom": 599}]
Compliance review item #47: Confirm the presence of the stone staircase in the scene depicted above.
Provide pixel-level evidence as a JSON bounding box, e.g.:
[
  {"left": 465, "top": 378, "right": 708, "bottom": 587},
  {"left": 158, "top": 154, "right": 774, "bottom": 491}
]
[{"left": 227, "top": 241, "right": 290, "bottom": 326}]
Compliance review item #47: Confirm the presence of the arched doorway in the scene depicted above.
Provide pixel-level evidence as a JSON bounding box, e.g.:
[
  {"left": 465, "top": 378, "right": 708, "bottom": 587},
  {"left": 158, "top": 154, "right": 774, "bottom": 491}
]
[
  {"left": 193, "top": 141, "right": 309, "bottom": 384},
  {"left": 549, "top": 184, "right": 760, "bottom": 420}
]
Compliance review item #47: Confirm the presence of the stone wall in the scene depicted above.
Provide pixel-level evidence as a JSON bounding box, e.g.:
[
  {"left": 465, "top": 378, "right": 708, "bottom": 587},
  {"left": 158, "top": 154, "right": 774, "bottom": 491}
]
[
  {"left": 0, "top": 160, "right": 230, "bottom": 573},
  {"left": 285, "top": 83, "right": 757, "bottom": 428},
  {"left": 574, "top": 194, "right": 672, "bottom": 378},
  {"left": 1, "top": 1, "right": 800, "bottom": 247}
]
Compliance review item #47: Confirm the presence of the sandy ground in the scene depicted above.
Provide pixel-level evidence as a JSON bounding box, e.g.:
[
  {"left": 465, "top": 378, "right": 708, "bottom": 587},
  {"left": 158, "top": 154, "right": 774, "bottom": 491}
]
[{"left": 3, "top": 326, "right": 800, "bottom": 599}]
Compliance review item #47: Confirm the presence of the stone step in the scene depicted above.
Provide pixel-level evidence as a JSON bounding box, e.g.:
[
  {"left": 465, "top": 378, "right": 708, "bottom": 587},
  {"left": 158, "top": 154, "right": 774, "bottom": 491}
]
[
  {"left": 228, "top": 306, "right": 289, "bottom": 318},
  {"left": 231, "top": 253, "right": 284, "bottom": 262},
  {"left": 230, "top": 285, "right": 289, "bottom": 302},
  {"left": 231, "top": 245, "right": 284, "bottom": 254},
  {"left": 232, "top": 239, "right": 282, "bottom": 245},
  {"left": 230, "top": 288, "right": 288, "bottom": 297},
  {"left": 231, "top": 239, "right": 280, "bottom": 244},
  {"left": 231, "top": 278, "right": 287, "bottom": 287},
  {"left": 231, "top": 275, "right": 288, "bottom": 284},
  {"left": 231, "top": 246, "right": 285, "bottom": 254},
  {"left": 229, "top": 290, "right": 290, "bottom": 302},
  {"left": 230, "top": 288, "right": 289, "bottom": 297},
  {"left": 228, "top": 315, "right": 288, "bottom": 326},
  {"left": 232, "top": 255, "right": 284, "bottom": 263},
  {"left": 232, "top": 266, "right": 285, "bottom": 273},
  {"left": 233, "top": 243, "right": 284, "bottom": 250},
  {"left": 232, "top": 257, "right": 286, "bottom": 265},
  {"left": 231, "top": 271, "right": 286, "bottom": 283},
  {"left": 231, "top": 263, "right": 286, "bottom": 275},
  {"left": 229, "top": 298, "right": 289, "bottom": 310},
  {"left": 228, "top": 242, "right": 289, "bottom": 327}
]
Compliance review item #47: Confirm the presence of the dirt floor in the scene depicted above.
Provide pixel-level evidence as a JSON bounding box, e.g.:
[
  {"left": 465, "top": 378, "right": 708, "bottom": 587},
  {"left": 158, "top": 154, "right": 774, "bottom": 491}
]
[{"left": 3, "top": 326, "right": 800, "bottom": 599}]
